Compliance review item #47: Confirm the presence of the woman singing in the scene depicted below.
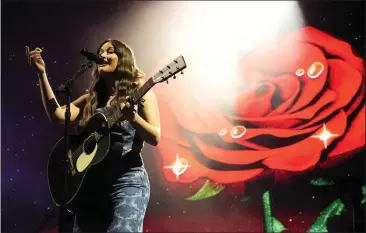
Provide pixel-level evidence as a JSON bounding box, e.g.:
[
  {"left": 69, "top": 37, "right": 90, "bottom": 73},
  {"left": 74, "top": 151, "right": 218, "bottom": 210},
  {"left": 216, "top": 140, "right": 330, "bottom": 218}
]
[{"left": 27, "top": 40, "right": 160, "bottom": 232}]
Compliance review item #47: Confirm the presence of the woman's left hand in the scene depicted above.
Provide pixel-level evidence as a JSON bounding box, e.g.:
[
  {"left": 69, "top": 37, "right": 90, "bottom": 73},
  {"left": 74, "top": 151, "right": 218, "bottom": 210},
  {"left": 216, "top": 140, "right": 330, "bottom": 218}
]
[{"left": 120, "top": 96, "right": 137, "bottom": 122}]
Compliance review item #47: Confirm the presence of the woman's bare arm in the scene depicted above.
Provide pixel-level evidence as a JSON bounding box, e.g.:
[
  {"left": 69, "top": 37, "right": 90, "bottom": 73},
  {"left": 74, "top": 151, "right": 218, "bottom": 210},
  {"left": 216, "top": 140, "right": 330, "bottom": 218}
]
[{"left": 38, "top": 72, "right": 88, "bottom": 123}]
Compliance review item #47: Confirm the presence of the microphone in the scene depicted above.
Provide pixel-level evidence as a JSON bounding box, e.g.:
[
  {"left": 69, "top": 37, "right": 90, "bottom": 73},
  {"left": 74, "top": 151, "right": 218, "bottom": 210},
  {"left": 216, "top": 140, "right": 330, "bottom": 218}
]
[{"left": 80, "top": 49, "right": 109, "bottom": 65}]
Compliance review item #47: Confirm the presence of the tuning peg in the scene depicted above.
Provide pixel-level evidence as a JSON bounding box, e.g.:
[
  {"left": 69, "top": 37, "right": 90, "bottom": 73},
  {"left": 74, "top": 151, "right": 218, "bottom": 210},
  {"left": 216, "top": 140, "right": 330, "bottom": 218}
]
[
  {"left": 173, "top": 75, "right": 176, "bottom": 79},
  {"left": 181, "top": 71, "right": 184, "bottom": 75},
  {"left": 166, "top": 80, "right": 169, "bottom": 84}
]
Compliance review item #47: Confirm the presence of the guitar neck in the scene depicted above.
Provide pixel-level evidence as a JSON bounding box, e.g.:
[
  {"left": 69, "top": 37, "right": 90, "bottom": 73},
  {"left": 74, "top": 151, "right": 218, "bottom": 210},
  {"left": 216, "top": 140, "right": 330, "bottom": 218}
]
[{"left": 105, "top": 78, "right": 155, "bottom": 128}]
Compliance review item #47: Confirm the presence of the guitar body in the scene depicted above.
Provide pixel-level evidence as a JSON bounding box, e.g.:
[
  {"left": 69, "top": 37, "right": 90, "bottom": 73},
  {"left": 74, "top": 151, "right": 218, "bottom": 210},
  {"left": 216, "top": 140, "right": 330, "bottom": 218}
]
[{"left": 47, "top": 113, "right": 110, "bottom": 207}]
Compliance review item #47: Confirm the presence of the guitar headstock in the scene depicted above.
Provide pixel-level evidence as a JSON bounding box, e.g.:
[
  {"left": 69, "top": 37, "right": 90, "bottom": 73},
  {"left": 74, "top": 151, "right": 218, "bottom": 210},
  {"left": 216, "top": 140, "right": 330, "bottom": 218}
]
[{"left": 152, "top": 55, "right": 187, "bottom": 84}]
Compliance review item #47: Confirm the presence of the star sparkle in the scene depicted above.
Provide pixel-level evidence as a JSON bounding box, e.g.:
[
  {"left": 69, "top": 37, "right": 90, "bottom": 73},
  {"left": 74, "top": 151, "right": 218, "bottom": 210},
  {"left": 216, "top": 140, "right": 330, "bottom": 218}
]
[
  {"left": 164, "top": 154, "right": 191, "bottom": 180},
  {"left": 311, "top": 124, "right": 339, "bottom": 149}
]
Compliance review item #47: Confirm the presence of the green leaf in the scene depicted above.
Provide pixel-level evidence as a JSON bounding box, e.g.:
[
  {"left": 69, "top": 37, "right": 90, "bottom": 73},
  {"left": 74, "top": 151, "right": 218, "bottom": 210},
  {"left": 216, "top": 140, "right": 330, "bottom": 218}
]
[
  {"left": 307, "top": 199, "right": 345, "bottom": 232},
  {"left": 262, "top": 191, "right": 287, "bottom": 232},
  {"left": 272, "top": 217, "right": 287, "bottom": 232},
  {"left": 186, "top": 180, "right": 225, "bottom": 201},
  {"left": 262, "top": 191, "right": 273, "bottom": 232},
  {"left": 310, "top": 178, "right": 335, "bottom": 186}
]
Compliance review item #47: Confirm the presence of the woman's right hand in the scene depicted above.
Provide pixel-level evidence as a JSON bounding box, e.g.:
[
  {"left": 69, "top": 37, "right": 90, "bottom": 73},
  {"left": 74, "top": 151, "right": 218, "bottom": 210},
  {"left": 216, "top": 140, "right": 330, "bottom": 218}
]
[{"left": 26, "top": 46, "right": 46, "bottom": 74}]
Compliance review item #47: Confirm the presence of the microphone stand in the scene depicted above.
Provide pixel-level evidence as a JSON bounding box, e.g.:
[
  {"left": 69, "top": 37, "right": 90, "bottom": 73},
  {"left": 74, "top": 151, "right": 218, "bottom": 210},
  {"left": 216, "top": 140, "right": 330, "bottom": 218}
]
[{"left": 55, "top": 60, "right": 94, "bottom": 233}]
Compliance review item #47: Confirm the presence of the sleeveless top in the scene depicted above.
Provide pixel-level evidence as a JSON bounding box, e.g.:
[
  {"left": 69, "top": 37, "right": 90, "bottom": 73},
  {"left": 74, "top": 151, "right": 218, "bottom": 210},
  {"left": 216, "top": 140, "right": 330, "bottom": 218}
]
[{"left": 95, "top": 106, "right": 144, "bottom": 158}]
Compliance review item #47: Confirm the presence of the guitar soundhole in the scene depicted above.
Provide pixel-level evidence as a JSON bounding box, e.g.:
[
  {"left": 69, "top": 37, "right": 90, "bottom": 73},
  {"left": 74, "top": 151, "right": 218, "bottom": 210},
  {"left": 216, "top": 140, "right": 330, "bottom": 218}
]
[{"left": 83, "top": 135, "right": 97, "bottom": 155}]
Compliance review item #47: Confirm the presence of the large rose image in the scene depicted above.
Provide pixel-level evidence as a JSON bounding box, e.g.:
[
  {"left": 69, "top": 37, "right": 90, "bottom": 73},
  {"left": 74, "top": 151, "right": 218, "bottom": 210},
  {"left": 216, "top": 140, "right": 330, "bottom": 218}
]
[{"left": 154, "top": 26, "right": 365, "bottom": 184}]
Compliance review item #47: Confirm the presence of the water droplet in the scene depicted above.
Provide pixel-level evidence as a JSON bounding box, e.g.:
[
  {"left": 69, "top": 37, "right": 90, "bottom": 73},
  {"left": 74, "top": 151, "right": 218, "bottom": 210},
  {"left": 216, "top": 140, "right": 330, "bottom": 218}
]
[
  {"left": 230, "top": 126, "right": 247, "bottom": 139},
  {"left": 219, "top": 128, "right": 227, "bottom": 136},
  {"left": 307, "top": 62, "right": 324, "bottom": 79},
  {"left": 295, "top": 68, "right": 304, "bottom": 77}
]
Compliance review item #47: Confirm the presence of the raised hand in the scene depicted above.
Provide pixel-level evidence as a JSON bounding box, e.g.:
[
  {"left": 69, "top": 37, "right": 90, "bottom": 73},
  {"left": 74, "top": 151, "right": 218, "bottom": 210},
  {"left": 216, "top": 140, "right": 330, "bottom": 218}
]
[{"left": 26, "top": 46, "right": 46, "bottom": 74}]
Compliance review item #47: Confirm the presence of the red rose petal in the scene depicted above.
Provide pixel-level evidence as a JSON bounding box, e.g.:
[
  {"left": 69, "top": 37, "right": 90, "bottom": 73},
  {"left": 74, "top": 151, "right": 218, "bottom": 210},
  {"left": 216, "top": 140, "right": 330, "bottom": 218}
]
[
  {"left": 345, "top": 84, "right": 364, "bottom": 116},
  {"left": 329, "top": 106, "right": 365, "bottom": 157},
  {"left": 234, "top": 82, "right": 276, "bottom": 117},
  {"left": 327, "top": 59, "right": 363, "bottom": 106},
  {"left": 262, "top": 110, "right": 347, "bottom": 171},
  {"left": 224, "top": 124, "right": 320, "bottom": 142},
  {"left": 194, "top": 122, "right": 319, "bottom": 165},
  {"left": 228, "top": 90, "right": 336, "bottom": 128},
  {"left": 296, "top": 59, "right": 363, "bottom": 130},
  {"left": 267, "top": 75, "right": 301, "bottom": 115},
  {"left": 157, "top": 136, "right": 264, "bottom": 184},
  {"left": 283, "top": 26, "right": 364, "bottom": 74},
  {"left": 239, "top": 42, "right": 328, "bottom": 115}
]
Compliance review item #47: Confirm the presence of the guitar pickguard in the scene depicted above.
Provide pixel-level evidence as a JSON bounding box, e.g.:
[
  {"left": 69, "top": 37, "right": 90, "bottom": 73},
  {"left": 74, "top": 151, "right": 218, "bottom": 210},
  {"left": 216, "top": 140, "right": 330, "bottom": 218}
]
[{"left": 76, "top": 143, "right": 98, "bottom": 172}]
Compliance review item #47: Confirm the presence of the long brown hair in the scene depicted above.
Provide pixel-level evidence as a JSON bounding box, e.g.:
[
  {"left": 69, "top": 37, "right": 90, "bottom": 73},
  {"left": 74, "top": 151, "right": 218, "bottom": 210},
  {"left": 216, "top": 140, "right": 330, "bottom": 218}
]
[{"left": 79, "top": 40, "right": 144, "bottom": 126}]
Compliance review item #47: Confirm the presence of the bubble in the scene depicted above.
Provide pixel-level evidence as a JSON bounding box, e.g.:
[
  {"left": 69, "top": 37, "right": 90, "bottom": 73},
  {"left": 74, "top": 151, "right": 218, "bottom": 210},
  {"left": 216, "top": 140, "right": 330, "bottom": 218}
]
[
  {"left": 307, "top": 62, "right": 324, "bottom": 79},
  {"left": 230, "top": 126, "right": 247, "bottom": 139},
  {"left": 219, "top": 128, "right": 227, "bottom": 136},
  {"left": 295, "top": 68, "right": 304, "bottom": 77}
]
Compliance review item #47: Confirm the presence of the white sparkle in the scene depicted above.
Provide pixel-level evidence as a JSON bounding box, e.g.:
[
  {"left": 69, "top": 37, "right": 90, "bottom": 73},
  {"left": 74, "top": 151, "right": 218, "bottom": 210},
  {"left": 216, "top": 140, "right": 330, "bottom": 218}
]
[
  {"left": 164, "top": 154, "right": 191, "bottom": 180},
  {"left": 311, "top": 124, "right": 338, "bottom": 149},
  {"left": 16, "top": 169, "right": 19, "bottom": 172},
  {"left": 289, "top": 219, "right": 292, "bottom": 222},
  {"left": 312, "top": 196, "right": 315, "bottom": 199}
]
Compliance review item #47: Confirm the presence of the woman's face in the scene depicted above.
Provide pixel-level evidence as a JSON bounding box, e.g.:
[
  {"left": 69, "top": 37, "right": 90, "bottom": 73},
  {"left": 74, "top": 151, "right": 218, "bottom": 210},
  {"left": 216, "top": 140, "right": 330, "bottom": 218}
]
[{"left": 97, "top": 41, "right": 119, "bottom": 74}]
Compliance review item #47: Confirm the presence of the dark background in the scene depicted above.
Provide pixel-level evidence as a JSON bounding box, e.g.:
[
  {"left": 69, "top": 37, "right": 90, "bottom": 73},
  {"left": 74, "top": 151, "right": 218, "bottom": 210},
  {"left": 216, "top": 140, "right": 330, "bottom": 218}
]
[{"left": 1, "top": 0, "right": 365, "bottom": 232}]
